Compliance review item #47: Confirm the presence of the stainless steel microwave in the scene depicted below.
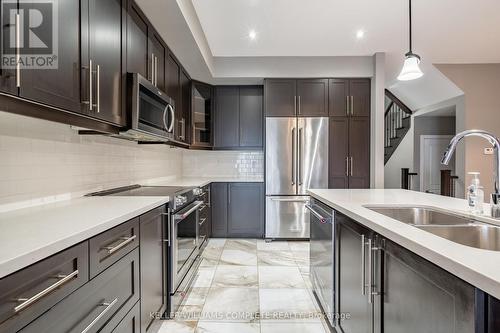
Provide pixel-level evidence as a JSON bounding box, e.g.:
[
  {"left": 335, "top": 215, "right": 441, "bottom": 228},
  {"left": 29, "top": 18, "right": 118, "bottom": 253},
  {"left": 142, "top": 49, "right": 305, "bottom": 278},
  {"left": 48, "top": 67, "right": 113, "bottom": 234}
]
[{"left": 119, "top": 73, "right": 175, "bottom": 142}]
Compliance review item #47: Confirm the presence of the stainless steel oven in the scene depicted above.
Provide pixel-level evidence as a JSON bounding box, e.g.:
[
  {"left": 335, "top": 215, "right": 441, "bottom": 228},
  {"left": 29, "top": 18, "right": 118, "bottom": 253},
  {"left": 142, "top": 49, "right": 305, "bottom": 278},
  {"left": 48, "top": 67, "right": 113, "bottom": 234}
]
[
  {"left": 119, "top": 73, "right": 175, "bottom": 142},
  {"left": 171, "top": 200, "right": 203, "bottom": 288}
]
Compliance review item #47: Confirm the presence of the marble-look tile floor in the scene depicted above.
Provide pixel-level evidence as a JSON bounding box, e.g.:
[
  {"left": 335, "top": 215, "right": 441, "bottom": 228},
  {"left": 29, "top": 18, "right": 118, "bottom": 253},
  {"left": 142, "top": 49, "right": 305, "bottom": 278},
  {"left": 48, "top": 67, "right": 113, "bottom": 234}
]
[{"left": 158, "top": 239, "right": 330, "bottom": 333}]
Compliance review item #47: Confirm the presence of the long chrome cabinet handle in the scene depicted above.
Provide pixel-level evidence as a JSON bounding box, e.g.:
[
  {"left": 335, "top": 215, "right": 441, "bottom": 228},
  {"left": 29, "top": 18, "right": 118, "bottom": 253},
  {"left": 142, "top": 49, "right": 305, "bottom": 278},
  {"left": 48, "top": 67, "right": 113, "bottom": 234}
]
[
  {"left": 96, "top": 64, "right": 100, "bottom": 113},
  {"left": 80, "top": 298, "right": 118, "bottom": 333},
  {"left": 298, "top": 128, "right": 303, "bottom": 185},
  {"left": 271, "top": 198, "right": 309, "bottom": 203},
  {"left": 89, "top": 59, "right": 93, "bottom": 111},
  {"left": 291, "top": 127, "right": 296, "bottom": 185},
  {"left": 298, "top": 96, "right": 301, "bottom": 115},
  {"left": 351, "top": 96, "right": 354, "bottom": 115},
  {"left": 346, "top": 95, "right": 349, "bottom": 116},
  {"left": 361, "top": 234, "right": 366, "bottom": 295},
  {"left": 151, "top": 53, "right": 155, "bottom": 83},
  {"left": 101, "top": 235, "right": 136, "bottom": 255},
  {"left": 162, "top": 212, "right": 171, "bottom": 246},
  {"left": 155, "top": 56, "right": 158, "bottom": 86},
  {"left": 15, "top": 270, "right": 79, "bottom": 313},
  {"left": 350, "top": 157, "right": 354, "bottom": 176},
  {"left": 367, "top": 237, "right": 373, "bottom": 303},
  {"left": 15, "top": 13, "right": 20, "bottom": 87},
  {"left": 305, "top": 205, "right": 329, "bottom": 224}
]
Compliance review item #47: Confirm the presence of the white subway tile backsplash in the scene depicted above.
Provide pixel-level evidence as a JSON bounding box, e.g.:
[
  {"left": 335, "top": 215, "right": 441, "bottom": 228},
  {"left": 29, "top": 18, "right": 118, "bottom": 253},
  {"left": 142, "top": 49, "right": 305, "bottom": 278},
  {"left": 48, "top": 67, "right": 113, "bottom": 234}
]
[{"left": 182, "top": 150, "right": 264, "bottom": 178}]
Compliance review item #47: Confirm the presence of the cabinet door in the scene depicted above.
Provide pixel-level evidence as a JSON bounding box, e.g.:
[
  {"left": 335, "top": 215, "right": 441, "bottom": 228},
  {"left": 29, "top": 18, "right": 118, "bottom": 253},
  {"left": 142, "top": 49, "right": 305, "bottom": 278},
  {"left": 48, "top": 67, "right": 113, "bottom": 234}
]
[
  {"left": 239, "top": 86, "right": 263, "bottom": 148},
  {"left": 166, "top": 53, "right": 181, "bottom": 140},
  {"left": 329, "top": 79, "right": 349, "bottom": 117},
  {"left": 296, "top": 79, "right": 328, "bottom": 116},
  {"left": 349, "top": 117, "right": 370, "bottom": 189},
  {"left": 191, "top": 81, "right": 213, "bottom": 147},
  {"left": 228, "top": 183, "right": 264, "bottom": 238},
  {"left": 111, "top": 302, "right": 140, "bottom": 333},
  {"left": 180, "top": 70, "right": 191, "bottom": 143},
  {"left": 211, "top": 183, "right": 228, "bottom": 237},
  {"left": 338, "top": 214, "right": 373, "bottom": 333},
  {"left": 264, "top": 79, "right": 296, "bottom": 117},
  {"left": 87, "top": 0, "right": 123, "bottom": 125},
  {"left": 382, "top": 239, "right": 475, "bottom": 333},
  {"left": 349, "top": 79, "right": 371, "bottom": 117},
  {"left": 148, "top": 31, "right": 165, "bottom": 91},
  {"left": 329, "top": 117, "right": 349, "bottom": 189},
  {"left": 140, "top": 207, "right": 165, "bottom": 332},
  {"left": 20, "top": 0, "right": 81, "bottom": 112},
  {"left": 126, "top": 1, "right": 148, "bottom": 79},
  {"left": 215, "top": 86, "right": 239, "bottom": 148}
]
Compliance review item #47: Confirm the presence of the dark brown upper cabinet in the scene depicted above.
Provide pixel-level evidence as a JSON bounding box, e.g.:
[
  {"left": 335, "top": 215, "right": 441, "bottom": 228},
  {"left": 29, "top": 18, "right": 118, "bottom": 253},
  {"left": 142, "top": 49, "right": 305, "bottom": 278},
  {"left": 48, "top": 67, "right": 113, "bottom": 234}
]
[
  {"left": 81, "top": 0, "right": 124, "bottom": 126},
  {"left": 265, "top": 79, "right": 328, "bottom": 117},
  {"left": 148, "top": 30, "right": 166, "bottom": 91},
  {"left": 239, "top": 86, "right": 263, "bottom": 147},
  {"left": 328, "top": 78, "right": 371, "bottom": 189},
  {"left": 125, "top": 0, "right": 148, "bottom": 79},
  {"left": 180, "top": 70, "right": 191, "bottom": 144},
  {"left": 214, "top": 85, "right": 263, "bottom": 150},
  {"left": 264, "top": 79, "right": 296, "bottom": 117},
  {"left": 166, "top": 52, "right": 183, "bottom": 142},
  {"left": 329, "top": 78, "right": 370, "bottom": 117},
  {"left": 19, "top": 0, "right": 81, "bottom": 113},
  {"left": 296, "top": 79, "right": 328, "bottom": 116},
  {"left": 191, "top": 81, "right": 214, "bottom": 148}
]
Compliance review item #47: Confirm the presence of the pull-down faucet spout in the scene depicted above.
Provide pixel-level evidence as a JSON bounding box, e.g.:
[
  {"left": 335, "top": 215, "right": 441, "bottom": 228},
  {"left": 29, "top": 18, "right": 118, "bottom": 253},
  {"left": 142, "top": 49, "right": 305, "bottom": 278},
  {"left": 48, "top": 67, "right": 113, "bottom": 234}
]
[{"left": 441, "top": 129, "right": 500, "bottom": 218}]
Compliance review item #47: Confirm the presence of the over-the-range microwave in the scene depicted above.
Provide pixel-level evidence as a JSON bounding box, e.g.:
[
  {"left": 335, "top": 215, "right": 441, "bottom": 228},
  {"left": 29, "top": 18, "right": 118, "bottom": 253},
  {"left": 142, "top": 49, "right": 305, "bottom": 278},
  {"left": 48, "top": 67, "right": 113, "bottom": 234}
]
[{"left": 119, "top": 73, "right": 175, "bottom": 142}]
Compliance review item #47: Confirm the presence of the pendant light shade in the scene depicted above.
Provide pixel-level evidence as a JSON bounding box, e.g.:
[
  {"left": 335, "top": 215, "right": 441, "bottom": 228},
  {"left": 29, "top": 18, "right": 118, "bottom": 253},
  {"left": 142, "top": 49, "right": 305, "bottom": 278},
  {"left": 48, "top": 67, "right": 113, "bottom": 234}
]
[
  {"left": 398, "top": 52, "right": 423, "bottom": 81},
  {"left": 398, "top": 0, "right": 423, "bottom": 81}
]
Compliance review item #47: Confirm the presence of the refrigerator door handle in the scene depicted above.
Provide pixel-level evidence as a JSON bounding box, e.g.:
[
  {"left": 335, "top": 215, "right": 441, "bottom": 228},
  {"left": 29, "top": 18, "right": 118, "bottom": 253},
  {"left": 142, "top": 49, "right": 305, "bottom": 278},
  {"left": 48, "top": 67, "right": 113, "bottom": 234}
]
[
  {"left": 291, "top": 127, "right": 296, "bottom": 185},
  {"left": 298, "top": 127, "right": 303, "bottom": 185}
]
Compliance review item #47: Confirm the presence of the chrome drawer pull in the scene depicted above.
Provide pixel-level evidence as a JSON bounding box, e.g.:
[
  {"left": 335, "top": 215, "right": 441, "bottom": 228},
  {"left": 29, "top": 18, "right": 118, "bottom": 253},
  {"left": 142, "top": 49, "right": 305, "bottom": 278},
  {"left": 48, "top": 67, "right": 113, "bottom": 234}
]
[
  {"left": 81, "top": 298, "right": 118, "bottom": 333},
  {"left": 14, "top": 270, "right": 79, "bottom": 313},
  {"left": 305, "top": 205, "right": 328, "bottom": 224},
  {"left": 102, "top": 235, "right": 137, "bottom": 255}
]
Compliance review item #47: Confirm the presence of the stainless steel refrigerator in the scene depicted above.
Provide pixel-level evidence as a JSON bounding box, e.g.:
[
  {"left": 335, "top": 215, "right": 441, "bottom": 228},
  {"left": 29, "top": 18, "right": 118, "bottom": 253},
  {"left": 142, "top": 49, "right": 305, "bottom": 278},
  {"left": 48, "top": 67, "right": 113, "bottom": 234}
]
[{"left": 265, "top": 117, "right": 329, "bottom": 239}]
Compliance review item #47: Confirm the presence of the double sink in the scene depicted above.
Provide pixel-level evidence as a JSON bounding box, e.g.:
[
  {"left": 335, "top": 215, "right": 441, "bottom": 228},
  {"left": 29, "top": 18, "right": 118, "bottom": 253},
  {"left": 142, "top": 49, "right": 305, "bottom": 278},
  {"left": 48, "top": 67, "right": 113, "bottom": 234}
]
[{"left": 366, "top": 206, "right": 500, "bottom": 251}]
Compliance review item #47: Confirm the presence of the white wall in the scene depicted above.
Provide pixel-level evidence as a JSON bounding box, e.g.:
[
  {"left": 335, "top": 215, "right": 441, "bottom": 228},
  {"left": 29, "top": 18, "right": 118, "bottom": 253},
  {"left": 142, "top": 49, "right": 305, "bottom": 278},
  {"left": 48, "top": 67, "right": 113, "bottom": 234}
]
[
  {"left": 0, "top": 111, "right": 183, "bottom": 210},
  {"left": 371, "top": 52, "right": 385, "bottom": 188}
]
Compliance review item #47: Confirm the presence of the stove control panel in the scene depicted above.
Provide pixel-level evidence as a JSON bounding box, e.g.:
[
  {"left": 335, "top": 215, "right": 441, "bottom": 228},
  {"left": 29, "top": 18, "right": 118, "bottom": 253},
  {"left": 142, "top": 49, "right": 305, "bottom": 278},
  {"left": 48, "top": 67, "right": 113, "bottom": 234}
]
[{"left": 175, "top": 195, "right": 188, "bottom": 207}]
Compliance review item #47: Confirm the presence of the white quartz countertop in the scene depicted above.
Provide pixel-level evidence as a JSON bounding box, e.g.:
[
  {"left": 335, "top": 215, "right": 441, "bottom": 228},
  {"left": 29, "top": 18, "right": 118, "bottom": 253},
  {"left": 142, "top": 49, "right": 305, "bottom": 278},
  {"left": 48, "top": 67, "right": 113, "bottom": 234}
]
[
  {"left": 308, "top": 189, "right": 500, "bottom": 299},
  {"left": 144, "top": 176, "right": 264, "bottom": 187},
  {"left": 0, "top": 196, "right": 169, "bottom": 279}
]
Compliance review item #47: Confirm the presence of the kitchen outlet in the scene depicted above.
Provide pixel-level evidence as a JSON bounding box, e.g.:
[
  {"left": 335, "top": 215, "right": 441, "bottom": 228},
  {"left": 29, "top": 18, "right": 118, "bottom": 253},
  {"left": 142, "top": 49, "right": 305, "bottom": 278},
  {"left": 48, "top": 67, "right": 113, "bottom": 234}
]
[{"left": 484, "top": 147, "right": 494, "bottom": 155}]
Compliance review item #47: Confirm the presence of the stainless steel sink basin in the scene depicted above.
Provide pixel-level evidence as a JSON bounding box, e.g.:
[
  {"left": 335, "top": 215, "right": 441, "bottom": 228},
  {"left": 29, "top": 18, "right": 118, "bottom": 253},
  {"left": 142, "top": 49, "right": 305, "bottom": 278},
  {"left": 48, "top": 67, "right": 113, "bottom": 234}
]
[
  {"left": 416, "top": 224, "right": 500, "bottom": 251},
  {"left": 366, "top": 206, "right": 474, "bottom": 226}
]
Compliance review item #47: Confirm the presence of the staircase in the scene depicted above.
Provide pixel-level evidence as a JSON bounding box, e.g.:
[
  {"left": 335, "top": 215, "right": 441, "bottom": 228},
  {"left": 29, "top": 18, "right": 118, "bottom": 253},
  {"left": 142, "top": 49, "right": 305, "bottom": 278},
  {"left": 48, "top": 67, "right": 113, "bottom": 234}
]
[{"left": 384, "top": 89, "right": 413, "bottom": 164}]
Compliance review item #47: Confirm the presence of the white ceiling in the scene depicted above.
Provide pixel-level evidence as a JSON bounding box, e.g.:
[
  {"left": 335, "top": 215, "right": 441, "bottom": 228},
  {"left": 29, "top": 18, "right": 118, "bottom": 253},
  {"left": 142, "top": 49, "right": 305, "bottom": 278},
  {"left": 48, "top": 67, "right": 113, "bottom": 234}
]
[{"left": 192, "top": 0, "right": 500, "bottom": 64}]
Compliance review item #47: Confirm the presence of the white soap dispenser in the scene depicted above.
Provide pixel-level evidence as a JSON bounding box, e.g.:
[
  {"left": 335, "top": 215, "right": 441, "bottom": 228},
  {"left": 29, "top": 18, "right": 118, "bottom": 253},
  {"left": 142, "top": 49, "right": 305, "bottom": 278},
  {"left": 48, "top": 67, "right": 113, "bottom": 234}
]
[{"left": 467, "top": 172, "right": 484, "bottom": 214}]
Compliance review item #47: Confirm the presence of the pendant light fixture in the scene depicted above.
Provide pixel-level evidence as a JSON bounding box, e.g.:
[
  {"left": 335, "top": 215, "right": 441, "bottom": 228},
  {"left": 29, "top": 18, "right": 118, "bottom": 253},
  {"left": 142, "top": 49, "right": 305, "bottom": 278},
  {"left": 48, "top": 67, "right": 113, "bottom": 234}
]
[{"left": 397, "top": 0, "right": 423, "bottom": 81}]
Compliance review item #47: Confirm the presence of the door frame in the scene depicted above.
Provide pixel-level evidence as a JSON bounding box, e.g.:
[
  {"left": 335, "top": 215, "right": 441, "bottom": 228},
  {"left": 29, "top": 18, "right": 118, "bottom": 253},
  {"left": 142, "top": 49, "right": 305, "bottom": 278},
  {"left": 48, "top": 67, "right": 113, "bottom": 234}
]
[{"left": 419, "top": 135, "right": 454, "bottom": 193}]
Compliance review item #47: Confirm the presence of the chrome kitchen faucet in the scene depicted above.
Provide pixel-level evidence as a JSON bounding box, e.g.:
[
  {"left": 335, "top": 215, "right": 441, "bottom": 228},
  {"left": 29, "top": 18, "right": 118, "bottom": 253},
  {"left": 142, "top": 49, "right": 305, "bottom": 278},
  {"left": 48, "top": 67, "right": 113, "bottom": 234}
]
[{"left": 441, "top": 129, "right": 500, "bottom": 218}]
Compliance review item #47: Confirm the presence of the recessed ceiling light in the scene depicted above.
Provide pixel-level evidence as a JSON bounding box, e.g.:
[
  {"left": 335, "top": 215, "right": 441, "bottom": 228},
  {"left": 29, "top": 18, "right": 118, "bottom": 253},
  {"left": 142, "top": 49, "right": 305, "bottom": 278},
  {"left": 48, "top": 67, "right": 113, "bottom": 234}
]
[
  {"left": 248, "top": 30, "right": 257, "bottom": 40},
  {"left": 356, "top": 30, "right": 365, "bottom": 39}
]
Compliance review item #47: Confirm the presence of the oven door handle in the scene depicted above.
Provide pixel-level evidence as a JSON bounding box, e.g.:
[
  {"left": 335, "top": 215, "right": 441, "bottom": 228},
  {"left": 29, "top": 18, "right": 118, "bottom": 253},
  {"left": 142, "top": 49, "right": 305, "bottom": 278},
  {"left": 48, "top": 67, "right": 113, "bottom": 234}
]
[{"left": 174, "top": 201, "right": 204, "bottom": 220}]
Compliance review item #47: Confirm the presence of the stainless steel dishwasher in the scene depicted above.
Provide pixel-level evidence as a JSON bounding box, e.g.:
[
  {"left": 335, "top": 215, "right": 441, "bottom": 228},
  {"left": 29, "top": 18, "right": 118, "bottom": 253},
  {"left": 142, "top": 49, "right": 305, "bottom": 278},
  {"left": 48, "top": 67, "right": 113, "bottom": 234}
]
[{"left": 306, "top": 198, "right": 336, "bottom": 328}]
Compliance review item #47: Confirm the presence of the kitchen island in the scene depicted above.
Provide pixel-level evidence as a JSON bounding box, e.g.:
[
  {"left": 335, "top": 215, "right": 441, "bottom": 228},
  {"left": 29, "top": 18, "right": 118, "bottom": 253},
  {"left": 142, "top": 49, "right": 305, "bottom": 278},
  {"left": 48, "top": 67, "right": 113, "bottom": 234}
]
[{"left": 308, "top": 188, "right": 500, "bottom": 333}]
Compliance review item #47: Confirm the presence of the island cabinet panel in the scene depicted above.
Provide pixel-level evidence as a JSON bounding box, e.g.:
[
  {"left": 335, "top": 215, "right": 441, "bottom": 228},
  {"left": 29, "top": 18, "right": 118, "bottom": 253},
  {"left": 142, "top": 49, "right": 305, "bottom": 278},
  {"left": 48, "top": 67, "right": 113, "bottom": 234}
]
[
  {"left": 335, "top": 210, "right": 476, "bottom": 333},
  {"left": 337, "top": 213, "right": 374, "bottom": 333},
  {"left": 18, "top": 249, "right": 139, "bottom": 333},
  {"left": 0, "top": 242, "right": 89, "bottom": 333},
  {"left": 382, "top": 238, "right": 475, "bottom": 333}
]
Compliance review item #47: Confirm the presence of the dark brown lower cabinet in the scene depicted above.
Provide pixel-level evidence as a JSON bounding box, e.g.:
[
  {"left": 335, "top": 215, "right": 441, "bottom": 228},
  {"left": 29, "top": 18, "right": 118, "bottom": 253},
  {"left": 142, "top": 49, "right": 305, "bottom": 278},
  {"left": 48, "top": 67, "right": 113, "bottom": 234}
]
[
  {"left": 139, "top": 206, "right": 166, "bottom": 333},
  {"left": 211, "top": 182, "right": 264, "bottom": 238},
  {"left": 329, "top": 116, "right": 370, "bottom": 189},
  {"left": 112, "top": 301, "right": 141, "bottom": 333},
  {"left": 18, "top": 249, "right": 140, "bottom": 333},
  {"left": 337, "top": 210, "right": 476, "bottom": 333}
]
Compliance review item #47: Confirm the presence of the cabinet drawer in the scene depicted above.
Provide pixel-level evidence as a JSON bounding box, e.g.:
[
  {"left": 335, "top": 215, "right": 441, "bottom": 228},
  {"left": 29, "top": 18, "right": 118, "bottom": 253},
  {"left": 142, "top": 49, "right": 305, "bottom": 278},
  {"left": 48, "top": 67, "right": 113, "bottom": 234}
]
[
  {"left": 110, "top": 301, "right": 140, "bottom": 333},
  {"left": 0, "top": 242, "right": 89, "bottom": 333},
  {"left": 89, "top": 217, "right": 139, "bottom": 278},
  {"left": 19, "top": 248, "right": 140, "bottom": 333}
]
